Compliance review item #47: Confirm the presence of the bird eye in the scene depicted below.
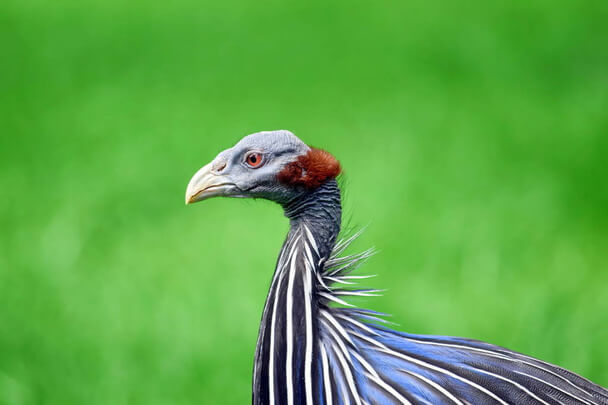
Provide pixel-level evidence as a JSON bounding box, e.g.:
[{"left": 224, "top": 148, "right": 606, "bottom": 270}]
[{"left": 245, "top": 152, "right": 264, "bottom": 168}]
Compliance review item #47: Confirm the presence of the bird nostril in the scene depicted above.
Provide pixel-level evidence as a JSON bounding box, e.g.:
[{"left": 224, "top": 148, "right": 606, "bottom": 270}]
[{"left": 214, "top": 161, "right": 227, "bottom": 173}]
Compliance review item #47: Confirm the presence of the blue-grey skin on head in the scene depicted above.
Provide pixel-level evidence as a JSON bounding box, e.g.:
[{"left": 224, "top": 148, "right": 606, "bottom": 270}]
[{"left": 185, "top": 130, "right": 311, "bottom": 205}]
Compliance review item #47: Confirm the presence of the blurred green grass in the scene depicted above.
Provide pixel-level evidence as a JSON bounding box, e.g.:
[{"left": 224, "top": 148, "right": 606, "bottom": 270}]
[{"left": 1, "top": 0, "right": 607, "bottom": 403}]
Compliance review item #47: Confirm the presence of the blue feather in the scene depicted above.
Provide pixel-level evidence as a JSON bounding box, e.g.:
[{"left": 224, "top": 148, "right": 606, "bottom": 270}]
[{"left": 313, "top": 231, "right": 608, "bottom": 405}]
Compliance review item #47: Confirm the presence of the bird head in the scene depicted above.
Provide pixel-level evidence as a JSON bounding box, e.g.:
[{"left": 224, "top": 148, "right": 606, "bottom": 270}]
[{"left": 185, "top": 130, "right": 341, "bottom": 205}]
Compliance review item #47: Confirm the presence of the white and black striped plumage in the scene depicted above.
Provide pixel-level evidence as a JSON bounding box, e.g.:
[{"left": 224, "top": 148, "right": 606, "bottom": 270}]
[{"left": 186, "top": 130, "right": 608, "bottom": 405}]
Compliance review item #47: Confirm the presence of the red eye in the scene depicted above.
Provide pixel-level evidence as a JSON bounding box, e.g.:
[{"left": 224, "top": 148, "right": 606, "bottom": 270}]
[{"left": 245, "top": 152, "right": 263, "bottom": 168}]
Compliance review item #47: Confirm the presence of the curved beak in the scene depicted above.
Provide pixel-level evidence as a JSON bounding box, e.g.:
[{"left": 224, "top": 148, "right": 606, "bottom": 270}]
[{"left": 185, "top": 163, "right": 238, "bottom": 204}]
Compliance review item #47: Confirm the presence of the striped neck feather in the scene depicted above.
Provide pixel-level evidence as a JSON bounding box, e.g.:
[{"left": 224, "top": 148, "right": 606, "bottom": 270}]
[{"left": 252, "top": 179, "right": 608, "bottom": 405}]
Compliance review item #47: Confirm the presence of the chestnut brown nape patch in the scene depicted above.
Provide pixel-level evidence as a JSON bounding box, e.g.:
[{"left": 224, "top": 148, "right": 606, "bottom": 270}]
[{"left": 277, "top": 148, "right": 341, "bottom": 189}]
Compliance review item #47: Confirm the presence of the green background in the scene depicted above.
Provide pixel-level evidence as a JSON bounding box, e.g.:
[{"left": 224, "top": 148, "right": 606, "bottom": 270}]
[{"left": 1, "top": 1, "right": 607, "bottom": 403}]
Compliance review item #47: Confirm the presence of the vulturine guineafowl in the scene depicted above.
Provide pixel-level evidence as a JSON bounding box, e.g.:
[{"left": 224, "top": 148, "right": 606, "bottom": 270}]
[{"left": 185, "top": 130, "right": 608, "bottom": 405}]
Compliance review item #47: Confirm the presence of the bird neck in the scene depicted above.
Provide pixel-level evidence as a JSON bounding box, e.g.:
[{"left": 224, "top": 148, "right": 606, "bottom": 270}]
[
  {"left": 282, "top": 179, "right": 342, "bottom": 260},
  {"left": 252, "top": 180, "right": 341, "bottom": 404}
]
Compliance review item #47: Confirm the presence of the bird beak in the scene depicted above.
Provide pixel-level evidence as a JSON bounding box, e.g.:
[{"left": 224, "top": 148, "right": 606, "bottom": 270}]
[{"left": 185, "top": 162, "right": 237, "bottom": 204}]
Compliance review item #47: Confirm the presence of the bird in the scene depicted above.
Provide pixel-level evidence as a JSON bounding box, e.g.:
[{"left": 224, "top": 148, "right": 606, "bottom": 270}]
[{"left": 185, "top": 130, "right": 608, "bottom": 405}]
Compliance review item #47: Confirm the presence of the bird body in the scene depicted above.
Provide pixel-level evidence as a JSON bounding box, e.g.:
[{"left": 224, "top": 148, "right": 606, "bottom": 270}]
[{"left": 186, "top": 130, "right": 608, "bottom": 405}]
